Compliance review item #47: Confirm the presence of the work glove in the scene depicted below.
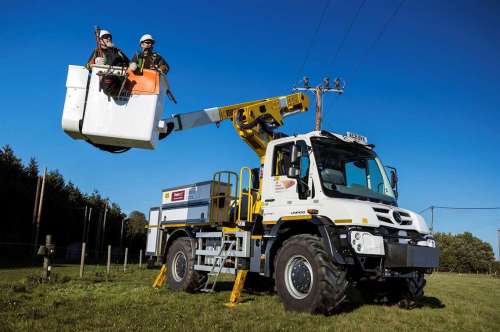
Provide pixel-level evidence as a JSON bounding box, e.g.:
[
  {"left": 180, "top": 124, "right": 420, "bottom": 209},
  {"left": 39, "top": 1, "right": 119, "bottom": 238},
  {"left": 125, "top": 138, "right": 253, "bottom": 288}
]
[
  {"left": 95, "top": 57, "right": 105, "bottom": 65},
  {"left": 159, "top": 64, "right": 168, "bottom": 74},
  {"left": 129, "top": 62, "right": 138, "bottom": 71}
]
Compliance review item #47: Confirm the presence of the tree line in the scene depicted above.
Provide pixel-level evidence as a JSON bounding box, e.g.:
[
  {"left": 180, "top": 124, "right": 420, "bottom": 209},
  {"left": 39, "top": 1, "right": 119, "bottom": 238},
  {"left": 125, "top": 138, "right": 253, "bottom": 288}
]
[
  {"left": 434, "top": 232, "right": 499, "bottom": 274},
  {"left": 0, "top": 145, "right": 147, "bottom": 266}
]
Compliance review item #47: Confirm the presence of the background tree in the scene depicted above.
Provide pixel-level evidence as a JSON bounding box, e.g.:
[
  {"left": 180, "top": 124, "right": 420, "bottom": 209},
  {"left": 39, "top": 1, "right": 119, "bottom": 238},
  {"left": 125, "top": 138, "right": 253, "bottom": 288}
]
[
  {"left": 0, "top": 145, "right": 137, "bottom": 266},
  {"left": 125, "top": 210, "right": 148, "bottom": 255},
  {"left": 434, "top": 232, "right": 496, "bottom": 273}
]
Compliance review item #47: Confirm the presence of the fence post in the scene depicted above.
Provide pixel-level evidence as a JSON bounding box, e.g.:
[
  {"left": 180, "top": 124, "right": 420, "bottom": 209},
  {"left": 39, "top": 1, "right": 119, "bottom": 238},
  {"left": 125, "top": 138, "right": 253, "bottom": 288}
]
[
  {"left": 107, "top": 245, "right": 111, "bottom": 275},
  {"left": 80, "top": 242, "right": 86, "bottom": 278},
  {"left": 139, "top": 249, "right": 143, "bottom": 269},
  {"left": 123, "top": 247, "right": 128, "bottom": 272}
]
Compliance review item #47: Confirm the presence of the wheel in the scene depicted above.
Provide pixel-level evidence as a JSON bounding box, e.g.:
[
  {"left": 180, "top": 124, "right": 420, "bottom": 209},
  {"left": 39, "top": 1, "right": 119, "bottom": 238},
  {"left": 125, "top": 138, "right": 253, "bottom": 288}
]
[
  {"left": 393, "top": 272, "right": 426, "bottom": 309},
  {"left": 275, "top": 234, "right": 348, "bottom": 314},
  {"left": 244, "top": 272, "right": 275, "bottom": 293},
  {"left": 166, "top": 237, "right": 207, "bottom": 292},
  {"left": 358, "top": 272, "right": 426, "bottom": 309}
]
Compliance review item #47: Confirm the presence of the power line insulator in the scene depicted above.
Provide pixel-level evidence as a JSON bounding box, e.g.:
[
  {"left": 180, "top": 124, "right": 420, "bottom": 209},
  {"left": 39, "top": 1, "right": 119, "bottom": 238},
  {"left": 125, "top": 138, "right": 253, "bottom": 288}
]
[{"left": 323, "top": 77, "right": 330, "bottom": 89}]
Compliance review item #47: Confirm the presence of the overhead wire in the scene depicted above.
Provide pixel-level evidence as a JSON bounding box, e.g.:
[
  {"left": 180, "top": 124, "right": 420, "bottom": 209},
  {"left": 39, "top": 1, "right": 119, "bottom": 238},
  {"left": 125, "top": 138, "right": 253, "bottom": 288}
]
[
  {"left": 419, "top": 206, "right": 500, "bottom": 214},
  {"left": 351, "top": 0, "right": 407, "bottom": 74},
  {"left": 329, "top": 0, "right": 367, "bottom": 70},
  {"left": 323, "top": 0, "right": 366, "bottom": 130},
  {"left": 292, "top": 0, "right": 332, "bottom": 87}
]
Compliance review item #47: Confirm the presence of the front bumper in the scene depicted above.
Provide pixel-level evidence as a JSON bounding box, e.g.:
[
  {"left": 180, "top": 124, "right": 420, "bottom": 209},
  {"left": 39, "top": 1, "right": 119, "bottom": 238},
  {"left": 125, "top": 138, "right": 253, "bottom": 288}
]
[{"left": 385, "top": 243, "right": 439, "bottom": 268}]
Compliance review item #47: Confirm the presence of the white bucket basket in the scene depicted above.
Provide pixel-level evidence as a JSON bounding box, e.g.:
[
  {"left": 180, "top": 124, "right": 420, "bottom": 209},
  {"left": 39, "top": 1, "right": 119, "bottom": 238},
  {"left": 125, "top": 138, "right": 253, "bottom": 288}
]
[{"left": 61, "top": 64, "right": 166, "bottom": 149}]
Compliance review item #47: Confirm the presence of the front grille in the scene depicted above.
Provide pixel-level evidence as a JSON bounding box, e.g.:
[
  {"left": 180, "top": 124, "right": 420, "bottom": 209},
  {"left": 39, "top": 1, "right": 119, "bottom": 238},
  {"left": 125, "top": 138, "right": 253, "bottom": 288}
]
[{"left": 372, "top": 207, "right": 413, "bottom": 226}]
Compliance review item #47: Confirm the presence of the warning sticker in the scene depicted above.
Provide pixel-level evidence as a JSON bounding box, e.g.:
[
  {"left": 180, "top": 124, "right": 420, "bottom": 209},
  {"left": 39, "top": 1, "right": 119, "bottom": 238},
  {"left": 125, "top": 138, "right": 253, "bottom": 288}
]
[
  {"left": 274, "top": 178, "right": 296, "bottom": 192},
  {"left": 171, "top": 190, "right": 186, "bottom": 201}
]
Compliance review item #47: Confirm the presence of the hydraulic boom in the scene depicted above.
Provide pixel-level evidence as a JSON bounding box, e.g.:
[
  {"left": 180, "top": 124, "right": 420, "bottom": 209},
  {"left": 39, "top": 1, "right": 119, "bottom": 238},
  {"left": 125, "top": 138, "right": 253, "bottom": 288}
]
[{"left": 158, "top": 92, "right": 309, "bottom": 159}]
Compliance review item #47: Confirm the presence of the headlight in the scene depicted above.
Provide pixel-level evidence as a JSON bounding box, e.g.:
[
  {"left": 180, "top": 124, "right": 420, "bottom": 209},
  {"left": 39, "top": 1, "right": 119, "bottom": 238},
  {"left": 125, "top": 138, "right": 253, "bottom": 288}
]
[{"left": 417, "top": 239, "right": 436, "bottom": 248}]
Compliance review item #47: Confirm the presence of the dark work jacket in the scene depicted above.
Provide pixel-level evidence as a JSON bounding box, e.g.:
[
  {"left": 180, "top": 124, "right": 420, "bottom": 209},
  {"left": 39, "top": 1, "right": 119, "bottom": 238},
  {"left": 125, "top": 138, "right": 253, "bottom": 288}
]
[
  {"left": 86, "top": 47, "right": 130, "bottom": 69},
  {"left": 131, "top": 49, "right": 170, "bottom": 74}
]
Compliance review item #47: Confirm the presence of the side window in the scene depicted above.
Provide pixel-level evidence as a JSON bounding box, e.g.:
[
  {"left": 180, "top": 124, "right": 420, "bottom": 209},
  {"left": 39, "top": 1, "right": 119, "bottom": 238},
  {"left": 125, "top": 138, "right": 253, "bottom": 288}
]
[
  {"left": 368, "top": 159, "right": 384, "bottom": 193},
  {"left": 298, "top": 142, "right": 310, "bottom": 183},
  {"left": 272, "top": 143, "right": 293, "bottom": 176}
]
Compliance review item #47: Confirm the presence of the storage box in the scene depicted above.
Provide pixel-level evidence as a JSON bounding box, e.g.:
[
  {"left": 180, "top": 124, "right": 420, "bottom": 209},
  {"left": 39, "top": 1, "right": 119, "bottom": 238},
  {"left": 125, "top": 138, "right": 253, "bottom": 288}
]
[{"left": 160, "top": 181, "right": 232, "bottom": 225}]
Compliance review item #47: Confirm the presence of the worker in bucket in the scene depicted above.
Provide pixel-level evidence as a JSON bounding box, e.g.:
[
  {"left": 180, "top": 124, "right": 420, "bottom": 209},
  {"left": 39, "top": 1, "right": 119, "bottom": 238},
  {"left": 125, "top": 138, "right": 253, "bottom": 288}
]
[
  {"left": 129, "top": 34, "right": 170, "bottom": 74},
  {"left": 86, "top": 29, "right": 129, "bottom": 70}
]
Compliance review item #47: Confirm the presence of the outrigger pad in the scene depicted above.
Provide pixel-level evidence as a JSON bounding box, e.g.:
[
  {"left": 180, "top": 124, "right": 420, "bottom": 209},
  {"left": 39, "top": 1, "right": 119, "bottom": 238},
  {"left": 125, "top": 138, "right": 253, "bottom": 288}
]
[{"left": 153, "top": 264, "right": 168, "bottom": 288}]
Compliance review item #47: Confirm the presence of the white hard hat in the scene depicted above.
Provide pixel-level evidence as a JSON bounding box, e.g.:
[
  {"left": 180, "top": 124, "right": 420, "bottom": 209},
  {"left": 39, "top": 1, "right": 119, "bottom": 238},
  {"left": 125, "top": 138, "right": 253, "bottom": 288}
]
[
  {"left": 140, "top": 34, "right": 155, "bottom": 44},
  {"left": 99, "top": 30, "right": 112, "bottom": 38}
]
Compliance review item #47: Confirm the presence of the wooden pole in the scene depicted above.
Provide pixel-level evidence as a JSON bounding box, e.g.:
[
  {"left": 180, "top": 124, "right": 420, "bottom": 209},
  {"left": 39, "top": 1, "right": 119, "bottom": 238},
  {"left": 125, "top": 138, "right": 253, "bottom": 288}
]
[
  {"left": 101, "top": 202, "right": 108, "bottom": 254},
  {"left": 34, "top": 168, "right": 47, "bottom": 252},
  {"left": 80, "top": 242, "right": 86, "bottom": 278},
  {"left": 123, "top": 247, "right": 128, "bottom": 272},
  {"left": 107, "top": 245, "right": 111, "bottom": 275},
  {"left": 314, "top": 87, "right": 323, "bottom": 131},
  {"left": 86, "top": 207, "right": 92, "bottom": 243},
  {"left": 120, "top": 218, "right": 125, "bottom": 253},
  {"left": 32, "top": 176, "right": 42, "bottom": 256},
  {"left": 82, "top": 205, "right": 88, "bottom": 242},
  {"left": 139, "top": 249, "right": 143, "bottom": 269},
  {"left": 430, "top": 206, "right": 434, "bottom": 232}
]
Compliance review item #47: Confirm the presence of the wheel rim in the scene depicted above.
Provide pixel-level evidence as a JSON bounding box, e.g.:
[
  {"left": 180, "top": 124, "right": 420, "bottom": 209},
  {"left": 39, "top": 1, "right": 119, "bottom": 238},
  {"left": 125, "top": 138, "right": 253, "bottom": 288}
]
[
  {"left": 172, "top": 251, "right": 187, "bottom": 282},
  {"left": 284, "top": 255, "right": 313, "bottom": 299}
]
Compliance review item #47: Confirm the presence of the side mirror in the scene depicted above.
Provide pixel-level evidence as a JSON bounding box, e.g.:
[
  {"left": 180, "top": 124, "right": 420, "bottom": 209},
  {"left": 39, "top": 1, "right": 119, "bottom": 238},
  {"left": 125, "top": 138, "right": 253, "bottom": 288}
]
[{"left": 390, "top": 170, "right": 398, "bottom": 189}]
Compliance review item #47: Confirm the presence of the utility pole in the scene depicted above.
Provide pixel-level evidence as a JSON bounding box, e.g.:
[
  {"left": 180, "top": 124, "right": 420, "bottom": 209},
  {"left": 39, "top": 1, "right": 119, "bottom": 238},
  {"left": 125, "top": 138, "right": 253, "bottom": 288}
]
[
  {"left": 294, "top": 77, "right": 344, "bottom": 131},
  {"left": 101, "top": 201, "right": 108, "bottom": 254},
  {"left": 120, "top": 217, "right": 126, "bottom": 254},
  {"left": 82, "top": 205, "right": 88, "bottom": 243},
  {"left": 85, "top": 207, "right": 93, "bottom": 243},
  {"left": 497, "top": 229, "right": 500, "bottom": 261},
  {"left": 32, "top": 176, "right": 42, "bottom": 255},
  {"left": 34, "top": 167, "right": 47, "bottom": 254},
  {"left": 430, "top": 206, "right": 434, "bottom": 232}
]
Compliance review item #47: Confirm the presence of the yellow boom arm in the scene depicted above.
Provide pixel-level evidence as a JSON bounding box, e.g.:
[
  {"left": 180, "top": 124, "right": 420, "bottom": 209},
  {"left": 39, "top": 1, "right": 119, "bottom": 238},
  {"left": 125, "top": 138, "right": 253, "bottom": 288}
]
[{"left": 159, "top": 92, "right": 309, "bottom": 158}]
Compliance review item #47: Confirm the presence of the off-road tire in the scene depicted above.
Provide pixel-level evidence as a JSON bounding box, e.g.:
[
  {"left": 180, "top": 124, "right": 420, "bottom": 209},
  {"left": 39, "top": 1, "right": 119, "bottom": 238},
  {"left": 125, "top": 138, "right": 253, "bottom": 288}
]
[
  {"left": 275, "top": 234, "right": 348, "bottom": 315},
  {"left": 244, "top": 272, "right": 275, "bottom": 293},
  {"left": 358, "top": 272, "right": 426, "bottom": 309},
  {"left": 166, "top": 237, "right": 207, "bottom": 292},
  {"left": 394, "top": 272, "right": 426, "bottom": 309}
]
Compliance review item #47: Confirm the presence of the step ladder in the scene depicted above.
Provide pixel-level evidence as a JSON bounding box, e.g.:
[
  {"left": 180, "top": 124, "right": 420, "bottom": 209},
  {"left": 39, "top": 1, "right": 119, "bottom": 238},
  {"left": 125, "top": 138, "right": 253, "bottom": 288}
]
[{"left": 201, "top": 239, "right": 236, "bottom": 292}]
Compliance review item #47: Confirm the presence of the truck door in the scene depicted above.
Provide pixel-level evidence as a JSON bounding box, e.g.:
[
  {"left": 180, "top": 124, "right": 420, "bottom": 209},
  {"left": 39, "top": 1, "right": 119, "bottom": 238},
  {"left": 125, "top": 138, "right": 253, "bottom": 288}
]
[{"left": 262, "top": 140, "right": 313, "bottom": 222}]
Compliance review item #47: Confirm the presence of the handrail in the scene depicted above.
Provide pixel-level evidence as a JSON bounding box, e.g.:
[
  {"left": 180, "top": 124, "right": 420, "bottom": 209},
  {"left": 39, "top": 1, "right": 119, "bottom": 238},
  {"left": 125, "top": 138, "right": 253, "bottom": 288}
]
[{"left": 237, "top": 167, "right": 254, "bottom": 225}]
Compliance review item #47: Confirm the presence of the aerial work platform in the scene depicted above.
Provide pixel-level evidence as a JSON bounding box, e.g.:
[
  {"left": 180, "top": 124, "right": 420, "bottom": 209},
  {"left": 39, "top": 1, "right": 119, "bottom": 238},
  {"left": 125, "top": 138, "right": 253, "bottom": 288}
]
[{"left": 62, "top": 65, "right": 167, "bottom": 149}]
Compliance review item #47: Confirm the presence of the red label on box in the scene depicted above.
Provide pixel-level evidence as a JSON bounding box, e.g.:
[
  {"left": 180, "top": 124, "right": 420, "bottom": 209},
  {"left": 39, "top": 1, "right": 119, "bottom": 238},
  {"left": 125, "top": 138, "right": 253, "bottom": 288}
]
[{"left": 171, "top": 190, "right": 185, "bottom": 201}]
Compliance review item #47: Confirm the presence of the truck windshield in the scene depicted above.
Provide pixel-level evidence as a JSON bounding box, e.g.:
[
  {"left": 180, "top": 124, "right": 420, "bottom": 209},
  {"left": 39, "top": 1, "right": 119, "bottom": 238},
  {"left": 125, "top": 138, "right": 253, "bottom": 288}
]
[{"left": 311, "top": 137, "right": 396, "bottom": 205}]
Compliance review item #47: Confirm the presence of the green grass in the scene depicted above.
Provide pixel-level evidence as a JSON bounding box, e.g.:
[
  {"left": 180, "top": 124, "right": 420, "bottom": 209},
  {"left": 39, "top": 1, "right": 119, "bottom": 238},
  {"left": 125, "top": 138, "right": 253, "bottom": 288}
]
[{"left": 1, "top": 265, "right": 499, "bottom": 331}]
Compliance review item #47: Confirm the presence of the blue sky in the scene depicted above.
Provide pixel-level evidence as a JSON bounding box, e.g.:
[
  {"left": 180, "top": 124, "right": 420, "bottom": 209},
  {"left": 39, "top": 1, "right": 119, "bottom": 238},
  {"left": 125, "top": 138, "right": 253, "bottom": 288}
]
[{"left": 1, "top": 0, "right": 499, "bottom": 256}]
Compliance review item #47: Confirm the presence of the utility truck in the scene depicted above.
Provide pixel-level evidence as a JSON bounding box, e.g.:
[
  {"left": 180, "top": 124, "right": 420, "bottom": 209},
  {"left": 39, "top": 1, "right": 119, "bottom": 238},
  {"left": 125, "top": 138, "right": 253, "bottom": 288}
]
[{"left": 62, "top": 64, "right": 439, "bottom": 314}]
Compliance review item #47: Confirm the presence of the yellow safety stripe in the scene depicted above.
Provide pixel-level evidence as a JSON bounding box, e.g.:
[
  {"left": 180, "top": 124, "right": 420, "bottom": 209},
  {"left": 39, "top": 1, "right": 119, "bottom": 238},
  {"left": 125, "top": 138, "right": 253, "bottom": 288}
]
[
  {"left": 281, "top": 215, "right": 312, "bottom": 221},
  {"left": 334, "top": 219, "right": 352, "bottom": 224},
  {"left": 262, "top": 221, "right": 277, "bottom": 225},
  {"left": 162, "top": 223, "right": 210, "bottom": 228}
]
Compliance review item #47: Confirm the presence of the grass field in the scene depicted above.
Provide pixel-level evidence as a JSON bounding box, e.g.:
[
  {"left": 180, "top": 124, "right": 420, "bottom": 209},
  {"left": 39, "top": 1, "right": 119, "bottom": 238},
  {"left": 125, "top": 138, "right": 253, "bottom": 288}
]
[{"left": 1, "top": 265, "right": 499, "bottom": 331}]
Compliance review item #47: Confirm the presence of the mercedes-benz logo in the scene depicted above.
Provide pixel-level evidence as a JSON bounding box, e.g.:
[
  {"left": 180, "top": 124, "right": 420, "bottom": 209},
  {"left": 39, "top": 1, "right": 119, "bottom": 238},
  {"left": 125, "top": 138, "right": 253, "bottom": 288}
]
[{"left": 392, "top": 211, "right": 402, "bottom": 224}]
